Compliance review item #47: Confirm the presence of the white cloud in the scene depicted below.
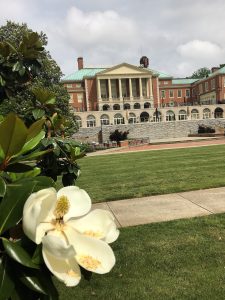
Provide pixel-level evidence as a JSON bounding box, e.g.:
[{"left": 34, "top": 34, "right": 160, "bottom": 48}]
[{"left": 177, "top": 40, "right": 223, "bottom": 60}]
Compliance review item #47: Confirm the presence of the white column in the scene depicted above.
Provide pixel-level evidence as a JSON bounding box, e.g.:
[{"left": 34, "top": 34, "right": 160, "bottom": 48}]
[
  {"left": 150, "top": 77, "right": 153, "bottom": 99},
  {"left": 97, "top": 79, "right": 102, "bottom": 101},
  {"left": 146, "top": 78, "right": 150, "bottom": 98},
  {"left": 108, "top": 78, "right": 112, "bottom": 100},
  {"left": 119, "top": 78, "right": 123, "bottom": 101},
  {"left": 129, "top": 78, "right": 133, "bottom": 100},
  {"left": 139, "top": 78, "right": 143, "bottom": 99}
]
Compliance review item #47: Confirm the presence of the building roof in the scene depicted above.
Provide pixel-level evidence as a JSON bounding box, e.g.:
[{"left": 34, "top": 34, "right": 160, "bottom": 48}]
[
  {"left": 62, "top": 68, "right": 105, "bottom": 81},
  {"left": 149, "top": 69, "right": 172, "bottom": 78},
  {"left": 172, "top": 78, "right": 199, "bottom": 85}
]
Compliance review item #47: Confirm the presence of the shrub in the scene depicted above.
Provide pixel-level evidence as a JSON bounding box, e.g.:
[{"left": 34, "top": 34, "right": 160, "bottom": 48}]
[{"left": 109, "top": 129, "right": 129, "bottom": 142}]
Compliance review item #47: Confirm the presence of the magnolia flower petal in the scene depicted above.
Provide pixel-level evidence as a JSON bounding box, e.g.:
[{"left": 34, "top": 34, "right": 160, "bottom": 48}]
[
  {"left": 23, "top": 188, "right": 57, "bottom": 244},
  {"left": 57, "top": 186, "right": 92, "bottom": 220},
  {"left": 64, "top": 227, "right": 116, "bottom": 274},
  {"left": 42, "top": 248, "right": 81, "bottom": 287},
  {"left": 68, "top": 209, "right": 119, "bottom": 243},
  {"left": 42, "top": 230, "right": 75, "bottom": 259}
]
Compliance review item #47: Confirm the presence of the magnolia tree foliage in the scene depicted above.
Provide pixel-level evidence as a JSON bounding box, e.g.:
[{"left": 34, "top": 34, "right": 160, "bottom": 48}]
[{"left": 0, "top": 22, "right": 119, "bottom": 300}]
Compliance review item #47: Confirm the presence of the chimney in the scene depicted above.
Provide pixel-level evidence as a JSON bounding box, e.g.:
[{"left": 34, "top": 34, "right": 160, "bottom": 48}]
[
  {"left": 211, "top": 67, "right": 219, "bottom": 73},
  {"left": 77, "top": 57, "right": 83, "bottom": 70}
]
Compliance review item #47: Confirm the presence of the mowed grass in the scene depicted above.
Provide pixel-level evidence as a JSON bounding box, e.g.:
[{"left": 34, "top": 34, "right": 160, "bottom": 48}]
[
  {"left": 56, "top": 213, "right": 225, "bottom": 300},
  {"left": 76, "top": 144, "right": 225, "bottom": 202}
]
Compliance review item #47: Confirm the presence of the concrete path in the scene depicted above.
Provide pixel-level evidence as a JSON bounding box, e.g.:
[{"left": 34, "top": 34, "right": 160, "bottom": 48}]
[
  {"left": 88, "top": 136, "right": 225, "bottom": 156},
  {"left": 92, "top": 187, "right": 225, "bottom": 228}
]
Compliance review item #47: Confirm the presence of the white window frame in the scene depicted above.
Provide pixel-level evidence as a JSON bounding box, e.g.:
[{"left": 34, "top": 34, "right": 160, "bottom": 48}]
[
  {"left": 169, "top": 90, "right": 174, "bottom": 98},
  {"left": 185, "top": 89, "right": 190, "bottom": 98},
  {"left": 177, "top": 90, "right": 182, "bottom": 98}
]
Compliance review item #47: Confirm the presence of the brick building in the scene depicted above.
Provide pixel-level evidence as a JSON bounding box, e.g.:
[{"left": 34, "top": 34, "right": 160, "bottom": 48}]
[{"left": 62, "top": 57, "right": 225, "bottom": 128}]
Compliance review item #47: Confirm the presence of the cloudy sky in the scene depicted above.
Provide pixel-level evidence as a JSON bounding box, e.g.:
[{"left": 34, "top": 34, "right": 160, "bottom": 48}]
[{"left": 0, "top": 0, "right": 225, "bottom": 78}]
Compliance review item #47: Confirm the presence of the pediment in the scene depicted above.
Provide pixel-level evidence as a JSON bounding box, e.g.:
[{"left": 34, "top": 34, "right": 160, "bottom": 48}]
[{"left": 97, "top": 63, "right": 153, "bottom": 76}]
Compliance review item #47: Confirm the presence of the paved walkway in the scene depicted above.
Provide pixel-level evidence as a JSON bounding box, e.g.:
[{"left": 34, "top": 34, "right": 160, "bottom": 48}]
[
  {"left": 88, "top": 136, "right": 225, "bottom": 156},
  {"left": 92, "top": 187, "right": 225, "bottom": 227}
]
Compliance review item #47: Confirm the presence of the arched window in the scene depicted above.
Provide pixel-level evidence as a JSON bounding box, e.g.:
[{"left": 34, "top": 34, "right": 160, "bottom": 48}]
[
  {"left": 203, "top": 108, "right": 211, "bottom": 119},
  {"left": 144, "top": 102, "right": 151, "bottom": 108},
  {"left": 191, "top": 109, "right": 199, "bottom": 120},
  {"left": 134, "top": 103, "right": 141, "bottom": 109},
  {"left": 214, "top": 107, "right": 223, "bottom": 118},
  {"left": 100, "top": 114, "right": 110, "bottom": 125},
  {"left": 124, "top": 103, "right": 130, "bottom": 110},
  {"left": 178, "top": 110, "right": 187, "bottom": 121},
  {"left": 75, "top": 116, "right": 82, "bottom": 127},
  {"left": 153, "top": 110, "right": 162, "bottom": 122},
  {"left": 128, "top": 113, "right": 136, "bottom": 124},
  {"left": 114, "top": 113, "right": 124, "bottom": 125},
  {"left": 140, "top": 112, "right": 149, "bottom": 122},
  {"left": 86, "top": 115, "right": 96, "bottom": 127},
  {"left": 103, "top": 104, "right": 110, "bottom": 111},
  {"left": 113, "top": 104, "right": 120, "bottom": 110},
  {"left": 166, "top": 110, "right": 175, "bottom": 121}
]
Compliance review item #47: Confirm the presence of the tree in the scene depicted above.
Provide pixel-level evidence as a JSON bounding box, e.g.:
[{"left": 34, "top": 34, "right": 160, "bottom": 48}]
[
  {"left": 0, "top": 21, "right": 74, "bottom": 124},
  {"left": 190, "top": 67, "right": 210, "bottom": 79}
]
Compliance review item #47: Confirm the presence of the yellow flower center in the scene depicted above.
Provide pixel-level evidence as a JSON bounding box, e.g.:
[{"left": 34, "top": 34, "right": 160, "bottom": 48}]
[
  {"left": 54, "top": 195, "right": 70, "bottom": 219},
  {"left": 83, "top": 230, "right": 103, "bottom": 239},
  {"left": 77, "top": 255, "right": 101, "bottom": 271},
  {"left": 67, "top": 269, "right": 80, "bottom": 278}
]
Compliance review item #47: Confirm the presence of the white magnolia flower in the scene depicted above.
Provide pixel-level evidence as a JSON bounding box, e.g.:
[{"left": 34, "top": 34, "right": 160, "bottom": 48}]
[{"left": 23, "top": 186, "right": 119, "bottom": 287}]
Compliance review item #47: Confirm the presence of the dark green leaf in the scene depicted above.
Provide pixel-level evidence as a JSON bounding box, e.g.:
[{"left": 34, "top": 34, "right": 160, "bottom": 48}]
[
  {"left": 0, "top": 176, "right": 6, "bottom": 197},
  {"left": 5, "top": 163, "right": 34, "bottom": 173},
  {"left": 0, "top": 256, "right": 15, "bottom": 300},
  {"left": 0, "top": 113, "right": 28, "bottom": 159},
  {"left": 32, "top": 245, "right": 44, "bottom": 265},
  {"left": 2, "top": 238, "right": 39, "bottom": 269},
  {"left": 12, "top": 61, "right": 21, "bottom": 72},
  {"left": 20, "top": 131, "right": 45, "bottom": 155},
  {"left": 18, "top": 269, "right": 47, "bottom": 295},
  {"left": 8, "top": 168, "right": 41, "bottom": 182},
  {"left": 0, "top": 181, "right": 36, "bottom": 234},
  {"left": 18, "top": 176, "right": 55, "bottom": 192},
  {"left": 27, "top": 119, "right": 45, "bottom": 141},
  {"left": 32, "top": 109, "right": 45, "bottom": 120}
]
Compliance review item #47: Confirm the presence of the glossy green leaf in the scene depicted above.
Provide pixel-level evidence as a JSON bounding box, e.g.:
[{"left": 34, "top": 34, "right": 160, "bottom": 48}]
[
  {"left": 19, "top": 176, "right": 55, "bottom": 192},
  {"left": 27, "top": 119, "right": 45, "bottom": 141},
  {"left": 18, "top": 270, "right": 47, "bottom": 295},
  {"left": 32, "top": 109, "right": 45, "bottom": 120},
  {"left": 8, "top": 168, "right": 41, "bottom": 182},
  {"left": 2, "top": 238, "right": 39, "bottom": 269},
  {"left": 20, "top": 130, "right": 45, "bottom": 155},
  {"left": 0, "top": 113, "right": 28, "bottom": 158},
  {"left": 18, "top": 149, "right": 51, "bottom": 161},
  {"left": 0, "top": 181, "right": 36, "bottom": 234},
  {"left": 0, "top": 256, "right": 15, "bottom": 300},
  {"left": 0, "top": 176, "right": 6, "bottom": 197}
]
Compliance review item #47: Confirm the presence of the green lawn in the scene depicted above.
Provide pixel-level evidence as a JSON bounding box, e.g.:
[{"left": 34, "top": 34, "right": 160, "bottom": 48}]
[
  {"left": 76, "top": 144, "right": 225, "bottom": 203},
  {"left": 56, "top": 213, "right": 225, "bottom": 300}
]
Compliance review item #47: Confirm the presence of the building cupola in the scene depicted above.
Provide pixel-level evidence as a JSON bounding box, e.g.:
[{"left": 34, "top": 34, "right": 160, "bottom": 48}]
[{"left": 77, "top": 57, "right": 84, "bottom": 70}]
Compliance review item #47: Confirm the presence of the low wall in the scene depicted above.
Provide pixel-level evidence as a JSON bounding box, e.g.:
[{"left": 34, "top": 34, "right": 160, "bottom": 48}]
[{"left": 72, "top": 119, "right": 225, "bottom": 143}]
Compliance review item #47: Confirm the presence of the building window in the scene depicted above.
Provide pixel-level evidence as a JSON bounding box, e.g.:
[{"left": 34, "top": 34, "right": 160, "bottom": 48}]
[
  {"left": 205, "top": 82, "right": 208, "bottom": 92},
  {"left": 75, "top": 116, "right": 82, "bottom": 127},
  {"left": 199, "top": 84, "right": 203, "bottom": 94},
  {"left": 178, "top": 110, "right": 187, "bottom": 120},
  {"left": 177, "top": 90, "right": 182, "bottom": 98},
  {"left": 164, "top": 81, "right": 168, "bottom": 85},
  {"left": 114, "top": 113, "right": 124, "bottom": 125},
  {"left": 211, "top": 79, "right": 215, "bottom": 90},
  {"left": 166, "top": 110, "right": 175, "bottom": 121},
  {"left": 191, "top": 109, "right": 199, "bottom": 120},
  {"left": 77, "top": 93, "right": 83, "bottom": 103},
  {"left": 113, "top": 104, "right": 120, "bottom": 110},
  {"left": 203, "top": 108, "right": 211, "bottom": 119},
  {"left": 128, "top": 113, "right": 137, "bottom": 124},
  {"left": 134, "top": 103, "right": 141, "bottom": 109},
  {"left": 161, "top": 90, "right": 165, "bottom": 98},
  {"left": 67, "top": 84, "right": 73, "bottom": 88},
  {"left": 185, "top": 89, "right": 190, "bottom": 98},
  {"left": 124, "top": 103, "right": 130, "bottom": 110},
  {"left": 87, "top": 115, "right": 96, "bottom": 127},
  {"left": 169, "top": 90, "right": 174, "bottom": 98},
  {"left": 144, "top": 102, "right": 151, "bottom": 108},
  {"left": 153, "top": 111, "right": 162, "bottom": 122},
  {"left": 100, "top": 114, "right": 110, "bottom": 125}
]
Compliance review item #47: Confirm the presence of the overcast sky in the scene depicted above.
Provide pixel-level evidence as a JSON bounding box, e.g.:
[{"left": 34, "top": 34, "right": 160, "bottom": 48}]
[{"left": 0, "top": 0, "right": 225, "bottom": 78}]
